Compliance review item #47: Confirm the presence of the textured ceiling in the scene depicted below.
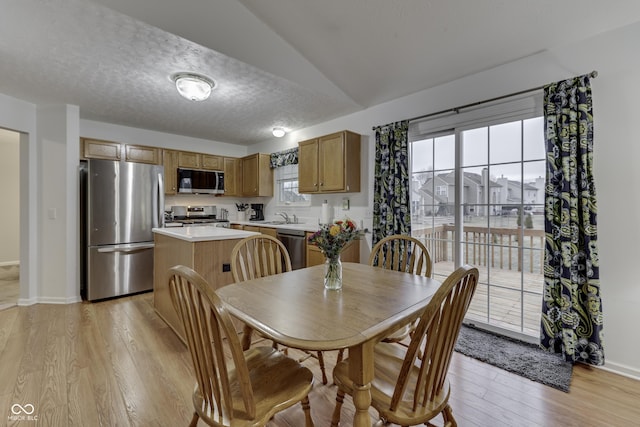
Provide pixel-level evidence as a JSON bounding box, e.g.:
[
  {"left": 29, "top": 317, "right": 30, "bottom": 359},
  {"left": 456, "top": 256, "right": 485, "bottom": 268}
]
[{"left": 1, "top": 0, "right": 639, "bottom": 145}]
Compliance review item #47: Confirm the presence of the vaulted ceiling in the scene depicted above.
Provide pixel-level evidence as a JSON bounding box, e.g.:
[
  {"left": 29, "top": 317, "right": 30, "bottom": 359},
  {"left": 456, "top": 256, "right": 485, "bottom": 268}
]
[{"left": 1, "top": 0, "right": 639, "bottom": 145}]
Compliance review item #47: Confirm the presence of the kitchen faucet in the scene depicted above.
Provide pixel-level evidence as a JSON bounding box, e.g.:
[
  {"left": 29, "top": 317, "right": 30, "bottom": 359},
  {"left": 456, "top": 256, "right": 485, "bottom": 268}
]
[{"left": 276, "top": 212, "right": 290, "bottom": 223}]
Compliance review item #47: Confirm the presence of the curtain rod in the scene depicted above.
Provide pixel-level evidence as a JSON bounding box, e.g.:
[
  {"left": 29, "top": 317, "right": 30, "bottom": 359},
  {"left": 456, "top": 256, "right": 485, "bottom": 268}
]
[{"left": 374, "top": 70, "right": 598, "bottom": 129}]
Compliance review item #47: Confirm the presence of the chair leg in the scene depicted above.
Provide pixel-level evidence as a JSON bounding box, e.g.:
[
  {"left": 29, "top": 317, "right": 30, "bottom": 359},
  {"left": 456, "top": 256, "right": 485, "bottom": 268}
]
[
  {"left": 301, "top": 395, "right": 314, "bottom": 427},
  {"left": 317, "top": 351, "right": 328, "bottom": 385},
  {"left": 241, "top": 324, "right": 253, "bottom": 350},
  {"left": 336, "top": 349, "right": 345, "bottom": 364},
  {"left": 189, "top": 412, "right": 199, "bottom": 427},
  {"left": 330, "top": 389, "right": 345, "bottom": 427},
  {"left": 442, "top": 404, "right": 457, "bottom": 427}
]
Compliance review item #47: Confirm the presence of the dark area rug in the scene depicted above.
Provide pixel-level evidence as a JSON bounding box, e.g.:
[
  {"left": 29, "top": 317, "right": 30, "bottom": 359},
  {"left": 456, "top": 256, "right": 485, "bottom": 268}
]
[{"left": 454, "top": 324, "right": 573, "bottom": 392}]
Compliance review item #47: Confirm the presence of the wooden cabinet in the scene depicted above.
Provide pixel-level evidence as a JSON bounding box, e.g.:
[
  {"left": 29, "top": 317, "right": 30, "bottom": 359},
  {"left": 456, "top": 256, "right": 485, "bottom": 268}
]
[
  {"left": 82, "top": 138, "right": 160, "bottom": 165},
  {"left": 82, "top": 138, "right": 121, "bottom": 160},
  {"left": 162, "top": 149, "right": 178, "bottom": 195},
  {"left": 177, "top": 151, "right": 224, "bottom": 170},
  {"left": 241, "top": 153, "right": 273, "bottom": 197},
  {"left": 223, "top": 157, "right": 241, "bottom": 196},
  {"left": 125, "top": 144, "right": 160, "bottom": 164},
  {"left": 202, "top": 154, "right": 223, "bottom": 170},
  {"left": 260, "top": 227, "right": 278, "bottom": 238},
  {"left": 153, "top": 233, "right": 244, "bottom": 342},
  {"left": 306, "top": 232, "right": 360, "bottom": 267},
  {"left": 298, "top": 130, "right": 361, "bottom": 194},
  {"left": 241, "top": 225, "right": 278, "bottom": 238},
  {"left": 177, "top": 151, "right": 199, "bottom": 168}
]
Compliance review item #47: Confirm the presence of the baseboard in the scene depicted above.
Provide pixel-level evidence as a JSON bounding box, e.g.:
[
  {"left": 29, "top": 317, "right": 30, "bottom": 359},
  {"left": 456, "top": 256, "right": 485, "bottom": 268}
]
[
  {"left": 18, "top": 295, "right": 82, "bottom": 305},
  {"left": 599, "top": 360, "right": 640, "bottom": 381}
]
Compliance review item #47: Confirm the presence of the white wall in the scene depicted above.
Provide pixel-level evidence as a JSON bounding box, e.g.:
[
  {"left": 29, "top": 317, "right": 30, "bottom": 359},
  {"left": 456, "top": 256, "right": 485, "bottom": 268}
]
[
  {"left": 37, "top": 105, "right": 80, "bottom": 303},
  {"left": 0, "top": 128, "right": 20, "bottom": 265},
  {"left": 0, "top": 20, "right": 638, "bottom": 377},
  {"left": 250, "top": 22, "right": 640, "bottom": 378}
]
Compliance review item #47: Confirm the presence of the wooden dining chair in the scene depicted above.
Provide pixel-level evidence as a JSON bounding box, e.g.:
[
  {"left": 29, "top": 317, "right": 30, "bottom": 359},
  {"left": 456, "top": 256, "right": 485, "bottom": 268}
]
[
  {"left": 369, "top": 234, "right": 433, "bottom": 277},
  {"left": 231, "top": 234, "right": 330, "bottom": 385},
  {"left": 168, "top": 265, "right": 315, "bottom": 427},
  {"left": 369, "top": 234, "right": 433, "bottom": 344},
  {"left": 330, "top": 265, "right": 479, "bottom": 427}
]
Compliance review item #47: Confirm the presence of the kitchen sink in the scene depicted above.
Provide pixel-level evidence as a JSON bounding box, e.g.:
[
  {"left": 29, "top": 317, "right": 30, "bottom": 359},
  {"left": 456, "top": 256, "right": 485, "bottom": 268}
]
[{"left": 261, "top": 220, "right": 287, "bottom": 225}]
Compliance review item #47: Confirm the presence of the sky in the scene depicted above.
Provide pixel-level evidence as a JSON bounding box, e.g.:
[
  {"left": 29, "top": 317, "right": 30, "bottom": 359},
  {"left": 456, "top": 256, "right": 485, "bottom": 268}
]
[{"left": 411, "top": 116, "right": 545, "bottom": 183}]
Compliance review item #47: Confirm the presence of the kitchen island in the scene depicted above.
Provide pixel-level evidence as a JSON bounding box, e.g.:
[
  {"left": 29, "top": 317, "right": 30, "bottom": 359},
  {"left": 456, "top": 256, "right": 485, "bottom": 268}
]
[{"left": 152, "top": 226, "right": 259, "bottom": 342}]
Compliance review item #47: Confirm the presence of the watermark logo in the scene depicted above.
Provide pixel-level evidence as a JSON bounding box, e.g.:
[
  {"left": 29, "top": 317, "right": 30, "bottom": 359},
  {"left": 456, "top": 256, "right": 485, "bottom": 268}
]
[{"left": 8, "top": 403, "right": 38, "bottom": 421}]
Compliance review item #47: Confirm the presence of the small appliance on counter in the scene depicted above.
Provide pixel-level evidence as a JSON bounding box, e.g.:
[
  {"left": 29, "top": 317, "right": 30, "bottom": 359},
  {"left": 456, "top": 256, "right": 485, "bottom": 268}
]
[
  {"left": 249, "top": 203, "right": 265, "bottom": 221},
  {"left": 168, "top": 205, "right": 230, "bottom": 228}
]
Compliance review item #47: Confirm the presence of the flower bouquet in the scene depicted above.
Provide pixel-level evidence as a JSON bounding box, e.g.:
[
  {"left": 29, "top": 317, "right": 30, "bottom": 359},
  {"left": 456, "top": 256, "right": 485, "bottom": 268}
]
[{"left": 308, "top": 219, "right": 359, "bottom": 290}]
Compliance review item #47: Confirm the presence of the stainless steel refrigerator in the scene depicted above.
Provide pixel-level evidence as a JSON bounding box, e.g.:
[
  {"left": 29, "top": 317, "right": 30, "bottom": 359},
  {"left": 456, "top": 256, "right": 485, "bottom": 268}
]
[{"left": 80, "top": 159, "right": 164, "bottom": 301}]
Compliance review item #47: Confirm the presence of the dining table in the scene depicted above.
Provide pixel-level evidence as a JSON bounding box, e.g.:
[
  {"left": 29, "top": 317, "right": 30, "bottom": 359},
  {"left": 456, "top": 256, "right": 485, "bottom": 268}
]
[{"left": 217, "top": 262, "right": 441, "bottom": 427}]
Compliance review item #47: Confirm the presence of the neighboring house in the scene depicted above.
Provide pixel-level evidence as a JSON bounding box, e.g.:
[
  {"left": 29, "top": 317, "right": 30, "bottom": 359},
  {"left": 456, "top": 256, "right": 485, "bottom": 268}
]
[
  {"left": 415, "top": 168, "right": 541, "bottom": 217},
  {"left": 496, "top": 176, "right": 540, "bottom": 208}
]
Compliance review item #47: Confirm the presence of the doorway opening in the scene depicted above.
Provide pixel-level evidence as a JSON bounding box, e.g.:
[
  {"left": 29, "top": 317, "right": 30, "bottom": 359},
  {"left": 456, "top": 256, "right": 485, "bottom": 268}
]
[{"left": 0, "top": 127, "right": 20, "bottom": 310}]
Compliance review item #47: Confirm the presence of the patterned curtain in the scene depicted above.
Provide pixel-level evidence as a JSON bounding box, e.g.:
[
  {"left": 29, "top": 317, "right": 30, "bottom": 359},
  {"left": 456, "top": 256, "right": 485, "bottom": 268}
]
[
  {"left": 541, "top": 74, "right": 604, "bottom": 366},
  {"left": 270, "top": 147, "right": 298, "bottom": 168},
  {"left": 372, "top": 121, "right": 411, "bottom": 244}
]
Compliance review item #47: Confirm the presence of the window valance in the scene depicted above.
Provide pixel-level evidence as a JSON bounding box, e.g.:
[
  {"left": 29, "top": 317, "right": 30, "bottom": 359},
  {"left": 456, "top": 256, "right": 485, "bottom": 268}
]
[{"left": 270, "top": 147, "right": 298, "bottom": 168}]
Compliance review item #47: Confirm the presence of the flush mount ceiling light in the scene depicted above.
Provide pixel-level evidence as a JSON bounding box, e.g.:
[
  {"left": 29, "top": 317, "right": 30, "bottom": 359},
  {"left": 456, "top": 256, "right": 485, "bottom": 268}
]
[
  {"left": 172, "top": 72, "right": 215, "bottom": 101},
  {"left": 272, "top": 127, "right": 286, "bottom": 137}
]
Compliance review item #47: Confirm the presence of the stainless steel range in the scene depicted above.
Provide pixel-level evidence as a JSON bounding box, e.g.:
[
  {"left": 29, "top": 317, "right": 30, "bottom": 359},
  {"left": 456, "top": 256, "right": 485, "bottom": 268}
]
[{"left": 167, "top": 205, "right": 230, "bottom": 228}]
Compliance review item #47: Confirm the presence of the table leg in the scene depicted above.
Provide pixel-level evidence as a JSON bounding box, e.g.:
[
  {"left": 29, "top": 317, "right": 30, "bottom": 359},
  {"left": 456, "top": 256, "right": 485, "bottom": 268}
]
[{"left": 348, "top": 341, "right": 375, "bottom": 427}]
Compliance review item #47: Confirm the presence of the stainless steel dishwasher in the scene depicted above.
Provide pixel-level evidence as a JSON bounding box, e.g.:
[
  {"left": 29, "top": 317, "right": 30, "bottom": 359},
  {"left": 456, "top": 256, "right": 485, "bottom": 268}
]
[{"left": 277, "top": 228, "right": 307, "bottom": 270}]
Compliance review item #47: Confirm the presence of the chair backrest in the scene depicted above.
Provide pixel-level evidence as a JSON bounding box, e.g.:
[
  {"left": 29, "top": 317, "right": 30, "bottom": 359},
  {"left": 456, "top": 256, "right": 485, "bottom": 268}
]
[
  {"left": 168, "top": 265, "right": 257, "bottom": 421},
  {"left": 389, "top": 265, "right": 479, "bottom": 412},
  {"left": 369, "top": 234, "right": 433, "bottom": 277},
  {"left": 231, "top": 234, "right": 292, "bottom": 282}
]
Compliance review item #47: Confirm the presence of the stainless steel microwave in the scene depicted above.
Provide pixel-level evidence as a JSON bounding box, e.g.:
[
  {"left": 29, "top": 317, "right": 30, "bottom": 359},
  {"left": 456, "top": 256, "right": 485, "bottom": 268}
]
[{"left": 177, "top": 168, "right": 224, "bottom": 194}]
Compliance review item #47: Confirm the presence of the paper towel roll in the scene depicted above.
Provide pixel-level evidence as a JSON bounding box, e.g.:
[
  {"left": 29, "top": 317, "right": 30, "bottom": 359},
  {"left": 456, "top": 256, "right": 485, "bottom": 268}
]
[{"left": 321, "top": 200, "right": 332, "bottom": 225}]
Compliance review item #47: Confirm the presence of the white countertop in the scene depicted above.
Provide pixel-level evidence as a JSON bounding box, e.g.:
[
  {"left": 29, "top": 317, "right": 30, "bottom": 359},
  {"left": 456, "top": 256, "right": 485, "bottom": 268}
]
[
  {"left": 231, "top": 220, "right": 320, "bottom": 233},
  {"left": 153, "top": 226, "right": 260, "bottom": 242}
]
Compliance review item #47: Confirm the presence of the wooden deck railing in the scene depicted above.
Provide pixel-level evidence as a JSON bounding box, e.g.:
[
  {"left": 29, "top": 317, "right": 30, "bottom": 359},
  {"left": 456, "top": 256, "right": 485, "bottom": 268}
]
[{"left": 412, "top": 224, "right": 545, "bottom": 274}]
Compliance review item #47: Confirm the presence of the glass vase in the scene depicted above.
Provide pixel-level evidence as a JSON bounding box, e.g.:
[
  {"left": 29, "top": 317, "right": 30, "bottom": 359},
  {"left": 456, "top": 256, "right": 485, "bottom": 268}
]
[{"left": 324, "top": 254, "right": 343, "bottom": 290}]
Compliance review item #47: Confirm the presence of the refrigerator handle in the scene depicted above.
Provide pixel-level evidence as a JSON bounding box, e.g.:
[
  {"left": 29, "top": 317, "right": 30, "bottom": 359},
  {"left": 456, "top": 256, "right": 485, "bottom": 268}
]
[
  {"left": 157, "top": 172, "right": 165, "bottom": 228},
  {"left": 97, "top": 243, "right": 155, "bottom": 253}
]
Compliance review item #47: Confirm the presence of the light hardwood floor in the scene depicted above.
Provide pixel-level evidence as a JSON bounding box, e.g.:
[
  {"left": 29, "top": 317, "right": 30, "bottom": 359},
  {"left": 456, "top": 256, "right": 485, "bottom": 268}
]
[{"left": 0, "top": 292, "right": 638, "bottom": 426}]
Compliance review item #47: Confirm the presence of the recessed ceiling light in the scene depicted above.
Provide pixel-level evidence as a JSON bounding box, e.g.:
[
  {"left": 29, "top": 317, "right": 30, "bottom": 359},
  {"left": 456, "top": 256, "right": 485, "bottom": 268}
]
[
  {"left": 272, "top": 127, "right": 286, "bottom": 137},
  {"left": 172, "top": 72, "right": 215, "bottom": 101}
]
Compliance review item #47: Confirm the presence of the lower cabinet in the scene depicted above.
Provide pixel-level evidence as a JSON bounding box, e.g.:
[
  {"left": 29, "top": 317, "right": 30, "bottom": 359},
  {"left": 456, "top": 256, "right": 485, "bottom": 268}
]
[
  {"left": 242, "top": 225, "right": 277, "bottom": 238},
  {"left": 153, "top": 233, "right": 243, "bottom": 343},
  {"left": 306, "top": 233, "right": 360, "bottom": 267}
]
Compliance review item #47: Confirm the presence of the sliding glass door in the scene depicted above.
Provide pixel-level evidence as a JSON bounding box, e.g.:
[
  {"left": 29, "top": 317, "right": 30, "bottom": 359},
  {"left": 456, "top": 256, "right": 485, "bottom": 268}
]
[{"left": 409, "top": 95, "right": 545, "bottom": 339}]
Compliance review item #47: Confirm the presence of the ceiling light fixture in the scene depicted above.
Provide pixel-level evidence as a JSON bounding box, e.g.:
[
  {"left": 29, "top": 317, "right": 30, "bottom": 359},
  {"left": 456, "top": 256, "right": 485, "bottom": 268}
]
[
  {"left": 272, "top": 127, "right": 286, "bottom": 138},
  {"left": 172, "top": 72, "right": 215, "bottom": 101}
]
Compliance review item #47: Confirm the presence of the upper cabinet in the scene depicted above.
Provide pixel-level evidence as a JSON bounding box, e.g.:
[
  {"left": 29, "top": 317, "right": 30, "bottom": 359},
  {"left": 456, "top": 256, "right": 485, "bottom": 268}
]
[
  {"left": 241, "top": 153, "right": 273, "bottom": 197},
  {"left": 81, "top": 138, "right": 160, "bottom": 165},
  {"left": 223, "top": 157, "right": 241, "bottom": 197},
  {"left": 298, "top": 130, "right": 361, "bottom": 194},
  {"left": 82, "top": 138, "right": 121, "bottom": 160},
  {"left": 177, "top": 151, "right": 223, "bottom": 170},
  {"left": 163, "top": 149, "right": 178, "bottom": 195}
]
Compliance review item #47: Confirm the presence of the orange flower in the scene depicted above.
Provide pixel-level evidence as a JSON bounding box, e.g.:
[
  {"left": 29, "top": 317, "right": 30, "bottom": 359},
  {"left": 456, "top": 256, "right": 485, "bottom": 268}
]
[{"left": 307, "top": 218, "right": 360, "bottom": 259}]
